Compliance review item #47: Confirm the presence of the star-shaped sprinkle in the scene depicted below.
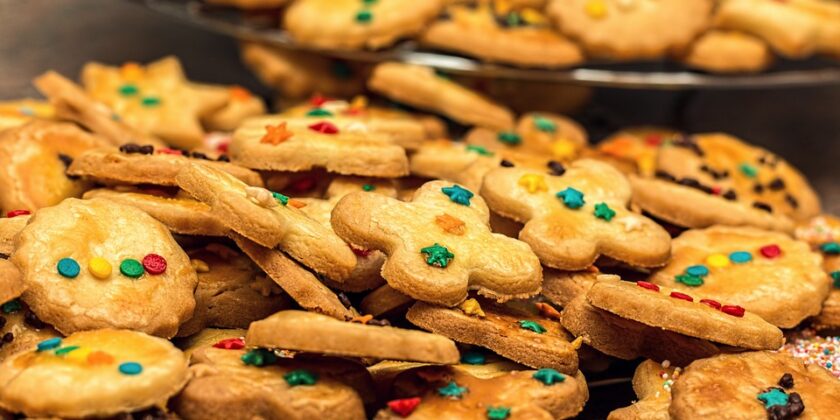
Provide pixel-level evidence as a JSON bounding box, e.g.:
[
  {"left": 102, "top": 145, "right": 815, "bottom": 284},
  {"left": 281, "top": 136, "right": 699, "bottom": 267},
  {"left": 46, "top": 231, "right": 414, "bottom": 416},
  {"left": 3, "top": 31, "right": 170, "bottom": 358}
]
[
  {"left": 261, "top": 122, "right": 294, "bottom": 145},
  {"left": 533, "top": 115, "right": 556, "bottom": 133},
  {"left": 617, "top": 216, "right": 643, "bottom": 232},
  {"left": 441, "top": 185, "right": 474, "bottom": 206},
  {"left": 518, "top": 320, "right": 546, "bottom": 334},
  {"left": 518, "top": 174, "right": 548, "bottom": 194},
  {"left": 466, "top": 144, "right": 494, "bottom": 156},
  {"left": 757, "top": 388, "right": 788, "bottom": 408},
  {"left": 593, "top": 202, "right": 616, "bottom": 221},
  {"left": 437, "top": 381, "right": 468, "bottom": 399},
  {"left": 284, "top": 369, "right": 318, "bottom": 386},
  {"left": 556, "top": 187, "right": 585, "bottom": 209},
  {"left": 487, "top": 406, "right": 511, "bottom": 419},
  {"left": 436, "top": 213, "right": 466, "bottom": 235},
  {"left": 241, "top": 349, "right": 277, "bottom": 367},
  {"left": 421, "top": 243, "right": 455, "bottom": 268},
  {"left": 458, "top": 298, "right": 485, "bottom": 317},
  {"left": 552, "top": 139, "right": 576, "bottom": 160},
  {"left": 533, "top": 368, "right": 566, "bottom": 385}
]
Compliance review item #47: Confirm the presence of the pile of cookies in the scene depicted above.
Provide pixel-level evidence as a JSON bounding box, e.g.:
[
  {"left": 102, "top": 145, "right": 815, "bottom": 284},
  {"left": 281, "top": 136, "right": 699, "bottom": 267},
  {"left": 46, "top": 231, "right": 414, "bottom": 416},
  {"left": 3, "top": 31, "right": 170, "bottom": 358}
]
[
  {"left": 211, "top": 0, "right": 840, "bottom": 74},
  {"left": 1, "top": 55, "right": 840, "bottom": 420}
]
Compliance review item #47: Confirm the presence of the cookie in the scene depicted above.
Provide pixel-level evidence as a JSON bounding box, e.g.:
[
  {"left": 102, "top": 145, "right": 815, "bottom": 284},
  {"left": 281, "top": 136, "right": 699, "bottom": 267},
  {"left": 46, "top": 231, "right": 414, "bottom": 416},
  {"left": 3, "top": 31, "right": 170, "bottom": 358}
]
[
  {"left": 630, "top": 133, "right": 820, "bottom": 232},
  {"left": 421, "top": 1, "right": 583, "bottom": 68},
  {"left": 0, "top": 99, "right": 53, "bottom": 131},
  {"left": 201, "top": 86, "right": 267, "bottom": 132},
  {"left": 465, "top": 112, "right": 588, "bottom": 160},
  {"left": 331, "top": 180, "right": 543, "bottom": 306},
  {"left": 681, "top": 30, "right": 773, "bottom": 74},
  {"left": 11, "top": 198, "right": 198, "bottom": 337},
  {"left": 375, "top": 362, "right": 589, "bottom": 419},
  {"left": 82, "top": 57, "right": 230, "bottom": 149},
  {"left": 229, "top": 115, "right": 410, "bottom": 177},
  {"left": 792, "top": 0, "right": 840, "bottom": 57},
  {"left": 648, "top": 226, "right": 828, "bottom": 328},
  {"left": 176, "top": 243, "right": 291, "bottom": 337},
  {"left": 0, "top": 329, "right": 189, "bottom": 418},
  {"left": 0, "top": 260, "right": 24, "bottom": 305},
  {"left": 588, "top": 277, "right": 783, "bottom": 350},
  {"left": 33, "top": 71, "right": 164, "bottom": 147},
  {"left": 481, "top": 162, "right": 672, "bottom": 270},
  {"left": 796, "top": 215, "right": 840, "bottom": 332},
  {"left": 360, "top": 284, "right": 415, "bottom": 317},
  {"left": 541, "top": 269, "right": 599, "bottom": 308},
  {"left": 714, "top": 0, "right": 821, "bottom": 58},
  {"left": 68, "top": 145, "right": 263, "bottom": 188},
  {"left": 546, "top": 0, "right": 712, "bottom": 60},
  {"left": 608, "top": 359, "right": 679, "bottom": 420},
  {"left": 175, "top": 327, "right": 247, "bottom": 357},
  {"left": 174, "top": 343, "right": 369, "bottom": 420},
  {"left": 83, "top": 187, "right": 230, "bottom": 237},
  {"left": 205, "top": 0, "right": 287, "bottom": 9},
  {"left": 368, "top": 62, "right": 515, "bottom": 130},
  {"left": 0, "top": 214, "right": 28, "bottom": 257},
  {"left": 177, "top": 162, "right": 357, "bottom": 280},
  {"left": 407, "top": 298, "right": 580, "bottom": 373},
  {"left": 231, "top": 234, "right": 356, "bottom": 321},
  {"left": 0, "top": 121, "right": 109, "bottom": 214},
  {"left": 561, "top": 293, "right": 720, "bottom": 366},
  {"left": 240, "top": 42, "right": 367, "bottom": 99},
  {"left": 670, "top": 351, "right": 840, "bottom": 419},
  {"left": 0, "top": 300, "right": 61, "bottom": 363},
  {"left": 781, "top": 331, "right": 840, "bottom": 379},
  {"left": 595, "top": 127, "right": 681, "bottom": 177},
  {"left": 246, "top": 310, "right": 460, "bottom": 364},
  {"left": 283, "top": 0, "right": 444, "bottom": 50}
]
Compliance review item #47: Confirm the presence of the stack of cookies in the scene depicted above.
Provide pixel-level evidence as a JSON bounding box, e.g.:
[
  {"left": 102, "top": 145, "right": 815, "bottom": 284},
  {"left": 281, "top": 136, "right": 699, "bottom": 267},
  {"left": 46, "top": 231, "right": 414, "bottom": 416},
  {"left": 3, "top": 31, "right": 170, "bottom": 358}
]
[{"left": 0, "top": 55, "right": 839, "bottom": 420}]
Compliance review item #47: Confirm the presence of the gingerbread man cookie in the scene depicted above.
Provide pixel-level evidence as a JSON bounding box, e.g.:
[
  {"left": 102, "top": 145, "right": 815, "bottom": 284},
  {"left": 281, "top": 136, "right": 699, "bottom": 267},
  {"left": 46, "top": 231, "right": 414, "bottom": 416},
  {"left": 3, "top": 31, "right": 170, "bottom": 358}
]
[
  {"left": 541, "top": 269, "right": 600, "bottom": 308},
  {"left": 11, "top": 198, "right": 198, "bottom": 337},
  {"left": 0, "top": 329, "right": 189, "bottom": 418},
  {"left": 230, "top": 115, "right": 409, "bottom": 177},
  {"left": 407, "top": 298, "right": 580, "bottom": 373},
  {"left": 246, "top": 310, "right": 460, "bottom": 364},
  {"left": 608, "top": 359, "right": 679, "bottom": 420},
  {"left": 331, "top": 180, "right": 543, "bottom": 306},
  {"left": 648, "top": 226, "right": 828, "bottom": 328},
  {"left": 421, "top": 1, "right": 583, "bottom": 68},
  {"left": 481, "top": 162, "right": 672, "bottom": 270},
  {"left": 177, "top": 162, "right": 357, "bottom": 280},
  {"left": 81, "top": 57, "right": 229, "bottom": 149}
]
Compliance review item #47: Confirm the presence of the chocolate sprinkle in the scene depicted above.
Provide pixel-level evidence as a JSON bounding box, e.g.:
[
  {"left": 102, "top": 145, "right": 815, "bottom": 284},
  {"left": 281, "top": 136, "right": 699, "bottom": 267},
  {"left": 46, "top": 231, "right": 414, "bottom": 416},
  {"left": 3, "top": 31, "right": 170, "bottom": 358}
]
[
  {"left": 499, "top": 159, "right": 514, "bottom": 167},
  {"left": 190, "top": 151, "right": 209, "bottom": 160},
  {"left": 753, "top": 201, "right": 773, "bottom": 213},
  {"left": 678, "top": 177, "right": 713, "bottom": 194},
  {"left": 1, "top": 332, "right": 12, "bottom": 343},
  {"left": 547, "top": 160, "right": 565, "bottom": 176}
]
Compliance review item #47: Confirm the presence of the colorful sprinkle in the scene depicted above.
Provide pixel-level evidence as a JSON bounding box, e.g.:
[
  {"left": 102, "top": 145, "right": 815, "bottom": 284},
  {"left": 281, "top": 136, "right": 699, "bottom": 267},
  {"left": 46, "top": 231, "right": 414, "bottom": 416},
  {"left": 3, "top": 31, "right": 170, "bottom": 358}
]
[
  {"left": 556, "top": 187, "right": 585, "bottom": 209},
  {"left": 388, "top": 397, "right": 421, "bottom": 417},
  {"left": 306, "top": 108, "right": 333, "bottom": 117},
  {"left": 140, "top": 96, "right": 161, "bottom": 107},
  {"left": 700, "top": 298, "right": 722, "bottom": 310},
  {"left": 441, "top": 185, "right": 474, "bottom": 206},
  {"left": 497, "top": 131, "right": 521, "bottom": 145},
  {"left": 782, "top": 333, "right": 840, "bottom": 378},
  {"left": 721, "top": 305, "right": 746, "bottom": 317},
  {"left": 518, "top": 320, "right": 546, "bottom": 334},
  {"left": 518, "top": 174, "right": 548, "bottom": 194},
  {"left": 118, "top": 84, "right": 138, "bottom": 96},
  {"left": 821, "top": 242, "right": 840, "bottom": 254},
  {"left": 142, "top": 254, "right": 167, "bottom": 275},
  {"left": 593, "top": 203, "right": 616, "bottom": 221},
  {"left": 831, "top": 271, "right": 840, "bottom": 288},
  {"left": 729, "top": 251, "right": 752, "bottom": 264},
  {"left": 86, "top": 350, "right": 115, "bottom": 365},
  {"left": 355, "top": 9, "right": 373, "bottom": 23},
  {"left": 362, "top": 184, "right": 376, "bottom": 192},
  {"left": 88, "top": 257, "right": 112, "bottom": 279},
  {"left": 54, "top": 345, "right": 80, "bottom": 356},
  {"left": 706, "top": 253, "right": 730, "bottom": 268},
  {"left": 535, "top": 302, "right": 562, "bottom": 320},
  {"left": 636, "top": 281, "right": 660, "bottom": 292},
  {"left": 241, "top": 348, "right": 277, "bottom": 367},
  {"left": 261, "top": 122, "right": 294, "bottom": 145},
  {"left": 757, "top": 388, "right": 788, "bottom": 408},
  {"left": 551, "top": 140, "right": 576, "bottom": 160},
  {"left": 421, "top": 243, "right": 454, "bottom": 268},
  {"left": 6, "top": 209, "right": 30, "bottom": 218},
  {"left": 685, "top": 265, "right": 709, "bottom": 277},
  {"left": 1, "top": 300, "right": 21, "bottom": 314},
  {"left": 760, "top": 244, "right": 782, "bottom": 259},
  {"left": 458, "top": 298, "right": 485, "bottom": 317},
  {"left": 213, "top": 338, "right": 245, "bottom": 350},
  {"left": 37, "top": 337, "right": 62, "bottom": 352},
  {"left": 284, "top": 369, "right": 318, "bottom": 386},
  {"left": 675, "top": 274, "right": 704, "bottom": 287},
  {"left": 435, "top": 213, "right": 466, "bottom": 235},
  {"left": 739, "top": 163, "right": 758, "bottom": 178},
  {"left": 119, "top": 362, "right": 143, "bottom": 375},
  {"left": 308, "top": 121, "right": 339, "bottom": 134},
  {"left": 461, "top": 351, "right": 486, "bottom": 365},
  {"left": 585, "top": 0, "right": 607, "bottom": 18},
  {"left": 57, "top": 258, "right": 80, "bottom": 279},
  {"left": 533, "top": 368, "right": 565, "bottom": 385},
  {"left": 669, "top": 292, "right": 693, "bottom": 302},
  {"left": 487, "top": 406, "right": 511, "bottom": 420},
  {"left": 119, "top": 259, "right": 144, "bottom": 278},
  {"left": 532, "top": 115, "right": 556, "bottom": 133},
  {"left": 465, "top": 144, "right": 493, "bottom": 156},
  {"left": 437, "top": 381, "right": 467, "bottom": 398},
  {"left": 272, "top": 192, "right": 289, "bottom": 206}
]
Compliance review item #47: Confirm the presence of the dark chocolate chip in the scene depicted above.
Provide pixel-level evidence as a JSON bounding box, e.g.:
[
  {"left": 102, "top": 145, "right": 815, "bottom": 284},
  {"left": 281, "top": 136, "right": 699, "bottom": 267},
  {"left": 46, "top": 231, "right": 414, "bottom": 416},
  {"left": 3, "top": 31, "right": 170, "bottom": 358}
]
[
  {"left": 753, "top": 201, "right": 773, "bottom": 213},
  {"left": 190, "top": 152, "right": 209, "bottom": 160},
  {"left": 779, "top": 373, "right": 794, "bottom": 389},
  {"left": 367, "top": 319, "right": 391, "bottom": 327},
  {"left": 119, "top": 143, "right": 140, "bottom": 154},
  {"left": 754, "top": 184, "right": 765, "bottom": 194},
  {"left": 769, "top": 178, "right": 786, "bottom": 191},
  {"left": 547, "top": 160, "right": 565, "bottom": 176},
  {"left": 1, "top": 332, "right": 12, "bottom": 343},
  {"left": 723, "top": 190, "right": 738, "bottom": 200},
  {"left": 138, "top": 145, "right": 154, "bottom": 155},
  {"left": 788, "top": 392, "right": 805, "bottom": 417},
  {"left": 217, "top": 154, "right": 230, "bottom": 162},
  {"left": 678, "top": 177, "right": 713, "bottom": 194},
  {"left": 786, "top": 194, "right": 799, "bottom": 209},
  {"left": 499, "top": 159, "right": 514, "bottom": 167},
  {"left": 672, "top": 135, "right": 704, "bottom": 156},
  {"left": 23, "top": 310, "right": 46, "bottom": 329},
  {"left": 655, "top": 170, "right": 677, "bottom": 182},
  {"left": 337, "top": 292, "right": 352, "bottom": 309}
]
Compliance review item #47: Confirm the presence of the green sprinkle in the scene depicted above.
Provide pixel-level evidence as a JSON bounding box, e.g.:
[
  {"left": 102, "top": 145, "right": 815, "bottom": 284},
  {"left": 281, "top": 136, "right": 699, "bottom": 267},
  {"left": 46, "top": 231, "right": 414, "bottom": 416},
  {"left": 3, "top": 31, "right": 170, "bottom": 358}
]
[
  {"left": 739, "top": 163, "right": 758, "bottom": 178},
  {"left": 487, "top": 406, "right": 511, "bottom": 420},
  {"left": 465, "top": 144, "right": 494, "bottom": 156},
  {"left": 284, "top": 369, "right": 318, "bottom": 386},
  {"left": 533, "top": 368, "right": 565, "bottom": 385},
  {"left": 675, "top": 273, "right": 704, "bottom": 287},
  {"left": 141, "top": 96, "right": 161, "bottom": 107},
  {"left": 55, "top": 345, "right": 81, "bottom": 356},
  {"left": 362, "top": 184, "right": 376, "bottom": 192},
  {"left": 831, "top": 271, "right": 840, "bottom": 288},
  {"left": 119, "top": 259, "right": 144, "bottom": 278},
  {"left": 556, "top": 187, "right": 585, "bottom": 209},
  {"left": 518, "top": 320, "right": 546, "bottom": 334},
  {"left": 460, "top": 351, "right": 486, "bottom": 365},
  {"left": 306, "top": 108, "right": 333, "bottom": 117},
  {"left": 241, "top": 348, "right": 277, "bottom": 367},
  {"left": 355, "top": 9, "right": 373, "bottom": 23},
  {"left": 497, "top": 131, "right": 521, "bottom": 145},
  {"left": 421, "top": 243, "right": 454, "bottom": 268},
  {"left": 593, "top": 202, "right": 616, "bottom": 221},
  {"left": 821, "top": 242, "right": 840, "bottom": 254},
  {"left": 757, "top": 388, "right": 788, "bottom": 408},
  {"left": 437, "top": 381, "right": 467, "bottom": 398},
  {"left": 505, "top": 12, "right": 522, "bottom": 27},
  {"left": 1, "top": 299, "right": 22, "bottom": 314},
  {"left": 533, "top": 115, "right": 556, "bottom": 133},
  {"left": 272, "top": 192, "right": 289, "bottom": 206},
  {"left": 118, "top": 84, "right": 138, "bottom": 96}
]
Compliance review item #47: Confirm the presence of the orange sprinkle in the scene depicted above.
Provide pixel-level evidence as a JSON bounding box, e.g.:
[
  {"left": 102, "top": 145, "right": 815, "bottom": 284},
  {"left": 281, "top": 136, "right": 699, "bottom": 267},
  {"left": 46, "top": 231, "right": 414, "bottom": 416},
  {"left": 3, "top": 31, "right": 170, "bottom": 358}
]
[
  {"left": 260, "top": 122, "right": 294, "bottom": 145},
  {"left": 120, "top": 62, "right": 143, "bottom": 81},
  {"left": 598, "top": 137, "right": 634, "bottom": 157},
  {"left": 350, "top": 314, "right": 373, "bottom": 324},
  {"left": 230, "top": 86, "right": 252, "bottom": 101},
  {"left": 86, "top": 351, "right": 115, "bottom": 366},
  {"left": 288, "top": 199, "right": 307, "bottom": 209},
  {"left": 585, "top": 265, "right": 600, "bottom": 273},
  {"left": 435, "top": 213, "right": 466, "bottom": 235},
  {"left": 535, "top": 302, "right": 562, "bottom": 321}
]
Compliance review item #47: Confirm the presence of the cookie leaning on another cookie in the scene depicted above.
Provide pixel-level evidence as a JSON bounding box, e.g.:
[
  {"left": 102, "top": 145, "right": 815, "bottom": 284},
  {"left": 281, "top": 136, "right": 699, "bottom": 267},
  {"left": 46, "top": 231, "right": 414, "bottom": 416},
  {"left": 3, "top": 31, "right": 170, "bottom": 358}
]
[
  {"left": 608, "top": 359, "right": 678, "bottom": 420},
  {"left": 331, "top": 180, "right": 543, "bottom": 306},
  {"left": 0, "top": 300, "right": 60, "bottom": 363}
]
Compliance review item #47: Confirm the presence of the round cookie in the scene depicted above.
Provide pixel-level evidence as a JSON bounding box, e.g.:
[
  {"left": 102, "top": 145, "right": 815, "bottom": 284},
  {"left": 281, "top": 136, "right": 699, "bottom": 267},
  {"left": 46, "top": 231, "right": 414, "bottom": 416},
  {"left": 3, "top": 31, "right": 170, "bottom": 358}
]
[
  {"left": 670, "top": 351, "right": 840, "bottom": 419},
  {"left": 11, "top": 198, "right": 198, "bottom": 338},
  {"left": 546, "top": 0, "right": 713, "bottom": 60},
  {"left": 682, "top": 30, "right": 773, "bottom": 74},
  {"left": 648, "top": 226, "right": 829, "bottom": 328},
  {"left": 0, "top": 329, "right": 189, "bottom": 418}
]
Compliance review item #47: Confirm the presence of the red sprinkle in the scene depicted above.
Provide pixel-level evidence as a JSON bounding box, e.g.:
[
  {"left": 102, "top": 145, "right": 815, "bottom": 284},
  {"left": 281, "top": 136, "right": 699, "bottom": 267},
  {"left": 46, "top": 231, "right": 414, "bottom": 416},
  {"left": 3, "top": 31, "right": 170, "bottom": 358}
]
[
  {"left": 309, "top": 94, "right": 332, "bottom": 107},
  {"left": 6, "top": 210, "right": 30, "bottom": 218},
  {"left": 308, "top": 121, "right": 339, "bottom": 134},
  {"left": 350, "top": 245, "right": 372, "bottom": 258},
  {"left": 217, "top": 142, "right": 229, "bottom": 154},
  {"left": 759, "top": 244, "right": 782, "bottom": 259},
  {"left": 213, "top": 338, "right": 245, "bottom": 350},
  {"left": 157, "top": 148, "right": 183, "bottom": 155},
  {"left": 711, "top": 186, "right": 722, "bottom": 195},
  {"left": 636, "top": 281, "right": 660, "bottom": 292},
  {"left": 142, "top": 254, "right": 167, "bottom": 275},
  {"left": 721, "top": 305, "right": 746, "bottom": 317},
  {"left": 699, "top": 299, "right": 722, "bottom": 310},
  {"left": 669, "top": 292, "right": 694, "bottom": 302},
  {"left": 387, "top": 397, "right": 421, "bottom": 417},
  {"left": 645, "top": 134, "right": 663, "bottom": 146}
]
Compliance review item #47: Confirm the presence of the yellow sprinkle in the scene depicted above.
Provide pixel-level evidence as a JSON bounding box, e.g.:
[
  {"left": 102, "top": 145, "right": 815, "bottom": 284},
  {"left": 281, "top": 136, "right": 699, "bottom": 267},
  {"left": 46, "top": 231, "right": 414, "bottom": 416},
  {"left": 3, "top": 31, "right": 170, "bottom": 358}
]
[
  {"left": 520, "top": 8, "right": 547, "bottom": 25},
  {"left": 65, "top": 347, "right": 92, "bottom": 364},
  {"left": 88, "top": 257, "right": 112, "bottom": 279},
  {"left": 570, "top": 336, "right": 584, "bottom": 350},
  {"left": 458, "top": 298, "right": 485, "bottom": 317},
  {"left": 551, "top": 139, "right": 577, "bottom": 160},
  {"left": 638, "top": 154, "right": 656, "bottom": 177},
  {"left": 585, "top": 0, "right": 608, "bottom": 19},
  {"left": 706, "top": 253, "right": 730, "bottom": 268},
  {"left": 494, "top": 0, "right": 512, "bottom": 15},
  {"left": 518, "top": 174, "right": 548, "bottom": 194},
  {"left": 191, "top": 259, "right": 210, "bottom": 273},
  {"left": 350, "top": 95, "right": 368, "bottom": 111}
]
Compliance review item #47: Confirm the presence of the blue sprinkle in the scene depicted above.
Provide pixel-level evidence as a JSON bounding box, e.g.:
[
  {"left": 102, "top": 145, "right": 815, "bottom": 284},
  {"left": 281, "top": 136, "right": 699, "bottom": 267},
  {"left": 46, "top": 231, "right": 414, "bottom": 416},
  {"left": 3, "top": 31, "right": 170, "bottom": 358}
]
[
  {"left": 119, "top": 361, "right": 143, "bottom": 375},
  {"left": 57, "top": 258, "right": 80, "bottom": 278},
  {"left": 37, "top": 337, "right": 62, "bottom": 352},
  {"left": 685, "top": 265, "right": 709, "bottom": 277},
  {"left": 729, "top": 251, "right": 752, "bottom": 264}
]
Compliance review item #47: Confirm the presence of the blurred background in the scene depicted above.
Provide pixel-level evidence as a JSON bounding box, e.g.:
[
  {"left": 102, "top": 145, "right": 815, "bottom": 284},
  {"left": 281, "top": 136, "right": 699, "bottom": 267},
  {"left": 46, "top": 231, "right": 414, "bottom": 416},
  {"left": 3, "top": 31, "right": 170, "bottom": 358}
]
[{"left": 1, "top": 0, "right": 838, "bottom": 207}]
